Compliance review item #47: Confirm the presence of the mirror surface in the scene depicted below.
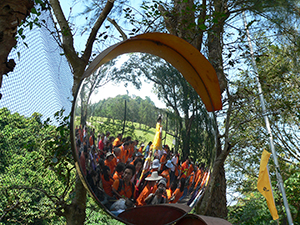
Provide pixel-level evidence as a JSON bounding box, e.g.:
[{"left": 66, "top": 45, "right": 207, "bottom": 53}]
[{"left": 71, "top": 51, "right": 217, "bottom": 224}]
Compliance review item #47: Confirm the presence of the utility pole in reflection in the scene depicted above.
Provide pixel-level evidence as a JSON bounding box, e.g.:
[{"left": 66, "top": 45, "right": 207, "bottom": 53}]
[{"left": 122, "top": 100, "right": 127, "bottom": 136}]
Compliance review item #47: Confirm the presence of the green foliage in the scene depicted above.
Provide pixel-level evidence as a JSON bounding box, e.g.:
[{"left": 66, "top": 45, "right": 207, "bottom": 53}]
[
  {"left": 90, "top": 116, "right": 136, "bottom": 139},
  {"left": 228, "top": 192, "right": 278, "bottom": 225},
  {"left": 226, "top": 35, "right": 300, "bottom": 224},
  {"left": 85, "top": 196, "right": 124, "bottom": 225},
  {"left": 0, "top": 108, "right": 74, "bottom": 224},
  {"left": 82, "top": 94, "right": 158, "bottom": 129},
  {"left": 284, "top": 169, "right": 300, "bottom": 223}
]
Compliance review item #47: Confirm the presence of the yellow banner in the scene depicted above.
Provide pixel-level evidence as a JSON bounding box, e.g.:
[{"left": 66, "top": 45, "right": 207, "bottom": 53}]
[{"left": 257, "top": 150, "right": 279, "bottom": 220}]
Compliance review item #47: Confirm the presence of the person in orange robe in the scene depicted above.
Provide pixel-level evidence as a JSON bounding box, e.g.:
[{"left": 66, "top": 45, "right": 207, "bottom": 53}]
[
  {"left": 191, "top": 165, "right": 204, "bottom": 196},
  {"left": 78, "top": 125, "right": 83, "bottom": 143},
  {"left": 131, "top": 158, "right": 143, "bottom": 186},
  {"left": 180, "top": 157, "right": 190, "bottom": 179},
  {"left": 138, "top": 143, "right": 145, "bottom": 154},
  {"left": 187, "top": 170, "right": 195, "bottom": 192},
  {"left": 113, "top": 162, "right": 125, "bottom": 180},
  {"left": 119, "top": 142, "right": 130, "bottom": 164},
  {"left": 113, "top": 147, "right": 121, "bottom": 164},
  {"left": 159, "top": 150, "right": 168, "bottom": 171},
  {"left": 112, "top": 164, "right": 136, "bottom": 200},
  {"left": 187, "top": 163, "right": 194, "bottom": 178},
  {"left": 105, "top": 152, "right": 116, "bottom": 174},
  {"left": 130, "top": 152, "right": 143, "bottom": 165},
  {"left": 101, "top": 165, "right": 114, "bottom": 197},
  {"left": 160, "top": 160, "right": 173, "bottom": 189},
  {"left": 89, "top": 130, "right": 94, "bottom": 147},
  {"left": 166, "top": 181, "right": 177, "bottom": 201},
  {"left": 136, "top": 171, "right": 162, "bottom": 206},
  {"left": 113, "top": 133, "right": 122, "bottom": 148},
  {"left": 169, "top": 178, "right": 185, "bottom": 203},
  {"left": 127, "top": 141, "right": 135, "bottom": 163}
]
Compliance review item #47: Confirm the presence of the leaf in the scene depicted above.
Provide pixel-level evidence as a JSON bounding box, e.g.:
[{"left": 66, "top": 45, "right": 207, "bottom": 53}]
[
  {"left": 18, "top": 28, "right": 24, "bottom": 35},
  {"left": 31, "top": 7, "right": 38, "bottom": 15},
  {"left": 198, "top": 24, "right": 207, "bottom": 30}
]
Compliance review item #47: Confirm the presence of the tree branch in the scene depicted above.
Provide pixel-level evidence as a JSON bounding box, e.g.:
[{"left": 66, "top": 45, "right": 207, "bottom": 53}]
[
  {"left": 0, "top": 199, "right": 19, "bottom": 221},
  {"left": 107, "top": 17, "right": 127, "bottom": 41},
  {"left": 49, "top": 0, "right": 81, "bottom": 70},
  {"left": 10, "top": 185, "right": 60, "bottom": 203},
  {"left": 81, "top": 0, "right": 115, "bottom": 63}
]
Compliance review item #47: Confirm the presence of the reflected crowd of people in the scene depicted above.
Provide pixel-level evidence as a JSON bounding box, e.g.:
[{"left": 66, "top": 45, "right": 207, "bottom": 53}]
[{"left": 74, "top": 124, "right": 210, "bottom": 216}]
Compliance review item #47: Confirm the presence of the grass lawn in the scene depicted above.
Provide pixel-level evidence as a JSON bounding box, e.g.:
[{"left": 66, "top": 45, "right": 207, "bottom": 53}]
[{"left": 77, "top": 116, "right": 175, "bottom": 149}]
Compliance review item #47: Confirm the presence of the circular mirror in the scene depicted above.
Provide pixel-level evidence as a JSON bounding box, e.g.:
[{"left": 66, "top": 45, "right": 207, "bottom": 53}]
[{"left": 70, "top": 33, "right": 222, "bottom": 225}]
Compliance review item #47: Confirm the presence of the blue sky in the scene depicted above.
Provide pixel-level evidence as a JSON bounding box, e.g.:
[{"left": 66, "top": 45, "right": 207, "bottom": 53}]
[{"left": 60, "top": 0, "right": 167, "bottom": 109}]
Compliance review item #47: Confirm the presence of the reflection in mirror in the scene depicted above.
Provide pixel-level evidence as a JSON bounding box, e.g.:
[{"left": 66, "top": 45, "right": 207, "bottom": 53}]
[{"left": 72, "top": 53, "right": 216, "bottom": 224}]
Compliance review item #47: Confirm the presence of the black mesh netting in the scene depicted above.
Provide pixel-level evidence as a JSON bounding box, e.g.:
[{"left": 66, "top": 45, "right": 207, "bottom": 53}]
[
  {"left": 0, "top": 9, "right": 75, "bottom": 224},
  {"left": 0, "top": 11, "right": 73, "bottom": 120}
]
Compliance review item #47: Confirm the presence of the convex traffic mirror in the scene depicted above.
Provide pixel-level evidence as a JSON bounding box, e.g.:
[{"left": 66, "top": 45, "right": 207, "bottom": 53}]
[{"left": 70, "top": 33, "right": 222, "bottom": 225}]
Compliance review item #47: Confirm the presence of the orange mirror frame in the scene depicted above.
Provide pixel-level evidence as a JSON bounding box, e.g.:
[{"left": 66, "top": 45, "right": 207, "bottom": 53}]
[{"left": 82, "top": 32, "right": 222, "bottom": 112}]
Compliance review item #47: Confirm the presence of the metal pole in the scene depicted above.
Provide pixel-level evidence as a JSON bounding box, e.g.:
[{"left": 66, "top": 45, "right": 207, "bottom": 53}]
[
  {"left": 122, "top": 100, "right": 127, "bottom": 136},
  {"left": 243, "top": 12, "right": 294, "bottom": 225},
  {"left": 164, "top": 113, "right": 168, "bottom": 145}
]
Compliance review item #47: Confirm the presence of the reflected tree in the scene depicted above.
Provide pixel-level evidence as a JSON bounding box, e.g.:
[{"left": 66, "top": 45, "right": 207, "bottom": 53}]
[
  {"left": 113, "top": 54, "right": 216, "bottom": 160},
  {"left": 78, "top": 59, "right": 117, "bottom": 126}
]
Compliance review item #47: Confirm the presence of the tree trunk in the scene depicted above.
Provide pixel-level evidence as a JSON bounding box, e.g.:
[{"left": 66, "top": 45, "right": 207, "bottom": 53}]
[
  {"left": 160, "top": 0, "right": 230, "bottom": 217},
  {"left": 204, "top": 163, "right": 227, "bottom": 217},
  {"left": 196, "top": 140, "right": 231, "bottom": 219},
  {"left": 0, "top": 0, "right": 34, "bottom": 99},
  {"left": 80, "top": 104, "right": 87, "bottom": 127},
  {"left": 64, "top": 176, "right": 87, "bottom": 225}
]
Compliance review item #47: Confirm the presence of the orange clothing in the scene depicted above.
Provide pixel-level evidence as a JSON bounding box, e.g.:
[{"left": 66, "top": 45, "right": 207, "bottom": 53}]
[
  {"left": 101, "top": 174, "right": 114, "bottom": 197},
  {"left": 89, "top": 135, "right": 94, "bottom": 147},
  {"left": 113, "top": 149, "right": 121, "bottom": 164},
  {"left": 113, "top": 171, "right": 122, "bottom": 180},
  {"left": 166, "top": 188, "right": 173, "bottom": 200},
  {"left": 187, "top": 172, "right": 195, "bottom": 190},
  {"left": 129, "top": 146, "right": 134, "bottom": 159},
  {"left": 136, "top": 183, "right": 156, "bottom": 206},
  {"left": 112, "top": 179, "right": 135, "bottom": 199},
  {"left": 119, "top": 145, "right": 126, "bottom": 163},
  {"left": 113, "top": 138, "right": 122, "bottom": 147},
  {"left": 195, "top": 171, "right": 204, "bottom": 188},
  {"left": 170, "top": 188, "right": 183, "bottom": 203},
  {"left": 161, "top": 169, "right": 170, "bottom": 188},
  {"left": 130, "top": 159, "right": 136, "bottom": 165},
  {"left": 194, "top": 168, "right": 203, "bottom": 186},
  {"left": 200, "top": 171, "right": 209, "bottom": 188},
  {"left": 78, "top": 129, "right": 83, "bottom": 142},
  {"left": 187, "top": 164, "right": 194, "bottom": 177},
  {"left": 160, "top": 154, "right": 167, "bottom": 171},
  {"left": 112, "top": 157, "right": 118, "bottom": 166},
  {"left": 124, "top": 150, "right": 130, "bottom": 164},
  {"left": 105, "top": 159, "right": 116, "bottom": 174},
  {"left": 180, "top": 161, "right": 189, "bottom": 179},
  {"left": 138, "top": 146, "right": 144, "bottom": 154}
]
